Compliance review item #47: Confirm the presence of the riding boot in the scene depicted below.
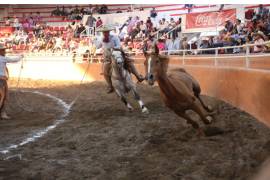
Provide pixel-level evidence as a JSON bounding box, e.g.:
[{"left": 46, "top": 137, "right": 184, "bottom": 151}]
[
  {"left": 129, "top": 63, "right": 144, "bottom": 82},
  {"left": 104, "top": 74, "right": 114, "bottom": 93}
]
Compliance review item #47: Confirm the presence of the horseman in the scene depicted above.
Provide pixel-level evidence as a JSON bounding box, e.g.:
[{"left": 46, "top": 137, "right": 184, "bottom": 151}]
[
  {"left": 0, "top": 44, "right": 23, "bottom": 119},
  {"left": 96, "top": 25, "right": 144, "bottom": 93}
]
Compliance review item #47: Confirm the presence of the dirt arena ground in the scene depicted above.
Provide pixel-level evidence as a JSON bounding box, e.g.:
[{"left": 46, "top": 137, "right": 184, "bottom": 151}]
[{"left": 0, "top": 79, "right": 270, "bottom": 180}]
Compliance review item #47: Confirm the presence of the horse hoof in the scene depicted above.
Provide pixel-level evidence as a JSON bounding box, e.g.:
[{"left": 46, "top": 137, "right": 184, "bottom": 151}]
[
  {"left": 128, "top": 107, "right": 134, "bottom": 112},
  {"left": 142, "top": 107, "right": 149, "bottom": 114},
  {"left": 207, "top": 105, "right": 213, "bottom": 112},
  {"left": 205, "top": 116, "right": 213, "bottom": 124}
]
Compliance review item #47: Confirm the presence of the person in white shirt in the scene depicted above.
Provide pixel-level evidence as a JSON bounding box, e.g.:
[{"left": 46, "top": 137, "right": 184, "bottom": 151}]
[
  {"left": 0, "top": 44, "right": 23, "bottom": 119},
  {"left": 253, "top": 33, "right": 265, "bottom": 53}
]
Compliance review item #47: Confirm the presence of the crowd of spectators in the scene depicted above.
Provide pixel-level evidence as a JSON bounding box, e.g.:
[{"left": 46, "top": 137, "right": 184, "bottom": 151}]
[
  {"left": 196, "top": 4, "right": 270, "bottom": 54},
  {"left": 1, "top": 5, "right": 270, "bottom": 58}
]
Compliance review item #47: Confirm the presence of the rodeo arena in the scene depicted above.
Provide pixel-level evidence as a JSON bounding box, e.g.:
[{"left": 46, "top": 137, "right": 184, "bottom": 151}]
[{"left": 1, "top": 3, "right": 270, "bottom": 180}]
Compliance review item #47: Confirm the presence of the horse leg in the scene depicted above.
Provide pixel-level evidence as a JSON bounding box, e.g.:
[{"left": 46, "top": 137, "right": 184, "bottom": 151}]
[
  {"left": 174, "top": 110, "right": 199, "bottom": 129},
  {"left": 115, "top": 89, "right": 133, "bottom": 111},
  {"left": 191, "top": 98, "right": 214, "bottom": 125},
  {"left": 131, "top": 88, "right": 149, "bottom": 113}
]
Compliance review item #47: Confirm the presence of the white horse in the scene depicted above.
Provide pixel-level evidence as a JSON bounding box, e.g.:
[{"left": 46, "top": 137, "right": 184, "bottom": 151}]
[{"left": 110, "top": 49, "right": 149, "bottom": 113}]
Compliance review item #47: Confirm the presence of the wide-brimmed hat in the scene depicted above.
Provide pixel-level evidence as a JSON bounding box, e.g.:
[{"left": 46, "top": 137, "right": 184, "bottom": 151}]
[
  {"left": 254, "top": 32, "right": 265, "bottom": 39},
  {"left": 96, "top": 25, "right": 115, "bottom": 32},
  {"left": 0, "top": 44, "right": 7, "bottom": 50}
]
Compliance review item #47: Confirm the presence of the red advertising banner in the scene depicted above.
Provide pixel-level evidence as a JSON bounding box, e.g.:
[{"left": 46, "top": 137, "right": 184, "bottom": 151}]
[
  {"left": 0, "top": 27, "right": 15, "bottom": 34},
  {"left": 186, "top": 9, "right": 236, "bottom": 29}
]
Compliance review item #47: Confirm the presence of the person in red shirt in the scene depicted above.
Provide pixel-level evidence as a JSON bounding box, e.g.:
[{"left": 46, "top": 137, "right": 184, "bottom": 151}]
[{"left": 96, "top": 17, "right": 103, "bottom": 28}]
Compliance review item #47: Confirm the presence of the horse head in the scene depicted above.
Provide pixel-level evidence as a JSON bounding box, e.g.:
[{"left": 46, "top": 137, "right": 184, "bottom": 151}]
[
  {"left": 111, "top": 48, "right": 125, "bottom": 76},
  {"left": 143, "top": 42, "right": 163, "bottom": 86}
]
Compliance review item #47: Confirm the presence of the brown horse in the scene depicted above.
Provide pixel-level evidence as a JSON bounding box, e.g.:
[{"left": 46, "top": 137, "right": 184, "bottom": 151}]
[{"left": 144, "top": 43, "right": 214, "bottom": 132}]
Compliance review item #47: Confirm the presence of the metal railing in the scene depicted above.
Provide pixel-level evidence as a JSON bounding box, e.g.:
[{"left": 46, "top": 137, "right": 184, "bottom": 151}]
[{"left": 7, "top": 40, "right": 270, "bottom": 70}]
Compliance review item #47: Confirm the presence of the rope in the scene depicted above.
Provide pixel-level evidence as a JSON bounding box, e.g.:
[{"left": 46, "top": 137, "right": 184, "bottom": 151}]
[{"left": 12, "top": 53, "right": 92, "bottom": 113}]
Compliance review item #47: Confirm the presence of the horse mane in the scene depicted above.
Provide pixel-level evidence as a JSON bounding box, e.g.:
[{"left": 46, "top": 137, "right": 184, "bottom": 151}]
[{"left": 157, "top": 54, "right": 170, "bottom": 73}]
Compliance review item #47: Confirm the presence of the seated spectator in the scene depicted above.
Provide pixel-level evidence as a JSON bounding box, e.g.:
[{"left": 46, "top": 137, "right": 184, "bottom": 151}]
[
  {"left": 166, "top": 36, "right": 180, "bottom": 55},
  {"left": 94, "top": 5, "right": 100, "bottom": 14},
  {"left": 180, "top": 36, "right": 188, "bottom": 50},
  {"left": 116, "top": 8, "right": 122, "bottom": 13},
  {"left": 127, "top": 7, "right": 132, "bottom": 12},
  {"left": 100, "top": 4, "right": 108, "bottom": 14},
  {"left": 5, "top": 17, "right": 11, "bottom": 27},
  {"left": 51, "top": 6, "right": 61, "bottom": 16},
  {"left": 253, "top": 33, "right": 265, "bottom": 53},
  {"left": 73, "top": 5, "right": 80, "bottom": 15},
  {"left": 233, "top": 19, "right": 244, "bottom": 34},
  {"left": 257, "top": 4, "right": 269, "bottom": 18},
  {"left": 80, "top": 8, "right": 86, "bottom": 15},
  {"left": 66, "top": 6, "right": 73, "bottom": 17},
  {"left": 60, "top": 6, "right": 67, "bottom": 16},
  {"left": 34, "top": 12, "right": 42, "bottom": 24},
  {"left": 86, "top": 5, "right": 94, "bottom": 15},
  {"left": 156, "top": 38, "right": 166, "bottom": 51},
  {"left": 74, "top": 24, "right": 86, "bottom": 38}
]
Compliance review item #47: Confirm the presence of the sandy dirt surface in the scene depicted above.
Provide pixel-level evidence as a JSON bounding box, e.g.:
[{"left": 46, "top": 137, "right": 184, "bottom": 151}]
[{"left": 0, "top": 79, "right": 270, "bottom": 180}]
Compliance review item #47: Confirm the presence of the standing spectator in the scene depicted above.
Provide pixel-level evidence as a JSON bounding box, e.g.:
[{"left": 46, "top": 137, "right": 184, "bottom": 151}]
[
  {"left": 225, "top": 18, "right": 234, "bottom": 33},
  {"left": 150, "top": 8, "right": 158, "bottom": 28},
  {"left": 185, "top": 4, "right": 193, "bottom": 13},
  {"left": 175, "top": 17, "right": 182, "bottom": 38},
  {"left": 13, "top": 16, "right": 20, "bottom": 30},
  {"left": 85, "top": 14, "right": 96, "bottom": 34},
  {"left": 96, "top": 17, "right": 103, "bottom": 28},
  {"left": 219, "top": 4, "right": 224, "bottom": 11},
  {"left": 0, "top": 44, "right": 23, "bottom": 119},
  {"left": 146, "top": 17, "right": 153, "bottom": 31},
  {"left": 168, "top": 18, "right": 177, "bottom": 39}
]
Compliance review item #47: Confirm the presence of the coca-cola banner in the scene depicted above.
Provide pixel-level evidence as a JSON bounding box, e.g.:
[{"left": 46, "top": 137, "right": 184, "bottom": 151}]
[{"left": 186, "top": 9, "right": 236, "bottom": 29}]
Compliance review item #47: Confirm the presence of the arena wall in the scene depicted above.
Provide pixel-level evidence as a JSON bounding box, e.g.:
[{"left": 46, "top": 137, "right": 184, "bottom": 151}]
[{"left": 8, "top": 55, "right": 270, "bottom": 127}]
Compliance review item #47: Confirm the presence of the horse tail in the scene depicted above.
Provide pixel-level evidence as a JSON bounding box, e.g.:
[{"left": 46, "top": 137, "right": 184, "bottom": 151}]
[{"left": 192, "top": 80, "right": 213, "bottom": 113}]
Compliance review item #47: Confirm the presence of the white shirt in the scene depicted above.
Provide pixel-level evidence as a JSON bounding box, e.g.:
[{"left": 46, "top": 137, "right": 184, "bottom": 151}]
[{"left": 0, "top": 55, "right": 22, "bottom": 78}]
